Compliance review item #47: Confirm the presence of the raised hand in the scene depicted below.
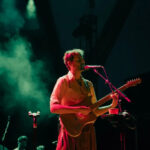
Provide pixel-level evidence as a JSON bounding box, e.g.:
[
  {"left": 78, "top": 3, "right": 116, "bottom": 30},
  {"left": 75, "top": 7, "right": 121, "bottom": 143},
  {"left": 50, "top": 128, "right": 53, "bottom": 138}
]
[{"left": 110, "top": 93, "right": 119, "bottom": 108}]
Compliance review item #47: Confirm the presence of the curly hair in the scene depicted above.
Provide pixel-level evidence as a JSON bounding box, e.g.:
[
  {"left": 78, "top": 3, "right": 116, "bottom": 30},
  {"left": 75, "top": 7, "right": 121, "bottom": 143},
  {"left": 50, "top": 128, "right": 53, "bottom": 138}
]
[{"left": 63, "top": 49, "right": 84, "bottom": 70}]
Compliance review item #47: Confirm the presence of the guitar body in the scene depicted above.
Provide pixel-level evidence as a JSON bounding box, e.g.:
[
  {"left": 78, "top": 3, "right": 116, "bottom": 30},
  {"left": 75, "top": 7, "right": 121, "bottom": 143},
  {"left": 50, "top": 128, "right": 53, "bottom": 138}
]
[
  {"left": 60, "top": 78, "right": 141, "bottom": 137},
  {"left": 60, "top": 111, "right": 97, "bottom": 137}
]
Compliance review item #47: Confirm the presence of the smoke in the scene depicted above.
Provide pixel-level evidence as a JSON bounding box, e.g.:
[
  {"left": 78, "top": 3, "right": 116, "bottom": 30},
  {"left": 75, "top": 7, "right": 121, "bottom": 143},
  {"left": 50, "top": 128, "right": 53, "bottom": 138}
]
[
  {"left": 0, "top": 36, "right": 51, "bottom": 117},
  {"left": 0, "top": 0, "right": 25, "bottom": 37},
  {"left": 0, "top": 0, "right": 56, "bottom": 143},
  {"left": 0, "top": 0, "right": 53, "bottom": 118}
]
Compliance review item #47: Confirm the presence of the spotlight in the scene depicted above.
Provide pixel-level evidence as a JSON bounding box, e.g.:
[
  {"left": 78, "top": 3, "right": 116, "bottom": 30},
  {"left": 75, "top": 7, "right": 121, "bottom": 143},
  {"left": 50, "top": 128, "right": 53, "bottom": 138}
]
[{"left": 26, "top": 0, "right": 37, "bottom": 19}]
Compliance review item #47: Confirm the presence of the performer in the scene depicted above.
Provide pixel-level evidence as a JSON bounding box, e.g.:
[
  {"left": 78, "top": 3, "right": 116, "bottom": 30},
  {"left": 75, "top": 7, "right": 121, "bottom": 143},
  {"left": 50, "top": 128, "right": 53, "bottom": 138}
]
[
  {"left": 13, "top": 135, "right": 28, "bottom": 150},
  {"left": 36, "top": 145, "right": 45, "bottom": 150},
  {"left": 50, "top": 49, "right": 118, "bottom": 150}
]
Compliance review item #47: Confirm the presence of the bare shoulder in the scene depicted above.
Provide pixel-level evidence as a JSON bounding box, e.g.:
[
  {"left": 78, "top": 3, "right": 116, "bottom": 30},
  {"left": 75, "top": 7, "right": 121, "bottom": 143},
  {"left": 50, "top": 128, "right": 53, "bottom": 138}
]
[{"left": 56, "top": 75, "right": 68, "bottom": 85}]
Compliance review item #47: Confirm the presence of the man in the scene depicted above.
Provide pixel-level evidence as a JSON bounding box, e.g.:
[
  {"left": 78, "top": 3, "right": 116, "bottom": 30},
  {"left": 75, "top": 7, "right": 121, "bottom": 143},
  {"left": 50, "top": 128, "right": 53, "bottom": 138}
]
[
  {"left": 50, "top": 49, "right": 118, "bottom": 150},
  {"left": 36, "top": 145, "right": 45, "bottom": 150},
  {"left": 13, "top": 135, "right": 28, "bottom": 150}
]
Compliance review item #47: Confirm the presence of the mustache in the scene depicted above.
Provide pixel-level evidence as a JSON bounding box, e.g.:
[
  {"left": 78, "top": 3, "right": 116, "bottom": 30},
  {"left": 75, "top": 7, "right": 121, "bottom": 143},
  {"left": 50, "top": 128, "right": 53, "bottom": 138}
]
[{"left": 80, "top": 64, "right": 85, "bottom": 70}]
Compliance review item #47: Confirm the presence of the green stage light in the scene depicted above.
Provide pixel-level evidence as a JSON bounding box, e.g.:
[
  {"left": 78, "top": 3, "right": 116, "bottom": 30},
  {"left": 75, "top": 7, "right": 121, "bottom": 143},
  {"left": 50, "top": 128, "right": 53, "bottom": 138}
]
[{"left": 26, "top": 0, "right": 37, "bottom": 19}]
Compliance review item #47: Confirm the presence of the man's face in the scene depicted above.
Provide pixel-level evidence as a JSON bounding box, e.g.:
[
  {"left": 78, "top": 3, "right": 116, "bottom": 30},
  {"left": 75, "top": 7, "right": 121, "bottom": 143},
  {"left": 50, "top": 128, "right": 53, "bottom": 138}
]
[{"left": 68, "top": 54, "right": 85, "bottom": 72}]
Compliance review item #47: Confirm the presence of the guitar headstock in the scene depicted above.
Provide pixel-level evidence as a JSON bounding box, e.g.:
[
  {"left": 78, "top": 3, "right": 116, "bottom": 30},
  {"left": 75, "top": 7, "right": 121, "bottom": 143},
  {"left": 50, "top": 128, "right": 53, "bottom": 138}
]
[{"left": 126, "top": 78, "right": 142, "bottom": 87}]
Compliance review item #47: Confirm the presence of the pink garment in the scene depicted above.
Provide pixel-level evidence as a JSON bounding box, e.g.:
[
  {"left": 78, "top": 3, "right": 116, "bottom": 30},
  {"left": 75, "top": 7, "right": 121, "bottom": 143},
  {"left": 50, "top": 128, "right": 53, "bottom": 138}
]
[{"left": 56, "top": 123, "right": 97, "bottom": 150}]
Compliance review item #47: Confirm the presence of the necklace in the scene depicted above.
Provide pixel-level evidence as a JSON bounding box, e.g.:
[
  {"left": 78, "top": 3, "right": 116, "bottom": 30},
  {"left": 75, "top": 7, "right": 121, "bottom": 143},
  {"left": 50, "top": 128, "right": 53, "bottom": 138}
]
[{"left": 76, "top": 78, "right": 82, "bottom": 86}]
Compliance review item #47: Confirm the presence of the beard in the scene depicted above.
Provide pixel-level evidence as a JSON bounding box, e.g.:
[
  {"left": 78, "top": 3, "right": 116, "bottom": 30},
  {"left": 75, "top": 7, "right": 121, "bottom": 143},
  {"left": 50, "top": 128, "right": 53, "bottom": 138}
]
[{"left": 79, "top": 64, "right": 85, "bottom": 71}]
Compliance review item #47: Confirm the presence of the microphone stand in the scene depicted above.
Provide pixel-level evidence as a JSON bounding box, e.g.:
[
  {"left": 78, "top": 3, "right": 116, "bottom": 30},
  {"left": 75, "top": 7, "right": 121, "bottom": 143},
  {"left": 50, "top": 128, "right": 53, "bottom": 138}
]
[
  {"left": 1, "top": 116, "right": 11, "bottom": 150},
  {"left": 28, "top": 111, "right": 40, "bottom": 150},
  {"left": 93, "top": 68, "right": 131, "bottom": 103},
  {"left": 92, "top": 68, "right": 131, "bottom": 150}
]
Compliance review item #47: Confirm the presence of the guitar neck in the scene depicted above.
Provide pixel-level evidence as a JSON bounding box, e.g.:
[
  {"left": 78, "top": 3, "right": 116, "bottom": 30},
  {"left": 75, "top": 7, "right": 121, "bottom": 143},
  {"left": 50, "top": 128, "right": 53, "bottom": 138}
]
[{"left": 90, "top": 84, "right": 129, "bottom": 109}]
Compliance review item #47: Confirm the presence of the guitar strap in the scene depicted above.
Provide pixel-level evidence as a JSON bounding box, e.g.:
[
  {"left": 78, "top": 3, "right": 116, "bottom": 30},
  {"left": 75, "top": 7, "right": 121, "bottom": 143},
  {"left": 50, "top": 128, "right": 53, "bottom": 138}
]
[{"left": 83, "top": 78, "right": 90, "bottom": 92}]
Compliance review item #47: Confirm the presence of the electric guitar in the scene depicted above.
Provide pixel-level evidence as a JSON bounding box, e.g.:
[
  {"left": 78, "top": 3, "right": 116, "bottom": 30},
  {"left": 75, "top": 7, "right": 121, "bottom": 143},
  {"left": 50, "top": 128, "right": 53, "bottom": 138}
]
[{"left": 60, "top": 78, "right": 142, "bottom": 137}]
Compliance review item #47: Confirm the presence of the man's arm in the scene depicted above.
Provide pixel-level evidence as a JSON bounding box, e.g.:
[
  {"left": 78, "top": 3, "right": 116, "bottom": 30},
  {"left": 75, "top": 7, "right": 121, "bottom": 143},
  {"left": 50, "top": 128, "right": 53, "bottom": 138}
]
[
  {"left": 50, "top": 103, "right": 91, "bottom": 115},
  {"left": 50, "top": 77, "right": 91, "bottom": 115}
]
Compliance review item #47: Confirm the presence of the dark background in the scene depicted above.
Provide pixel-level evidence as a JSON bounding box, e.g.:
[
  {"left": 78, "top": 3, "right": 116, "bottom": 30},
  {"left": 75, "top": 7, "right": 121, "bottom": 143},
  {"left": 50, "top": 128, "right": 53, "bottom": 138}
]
[{"left": 0, "top": 0, "right": 150, "bottom": 149}]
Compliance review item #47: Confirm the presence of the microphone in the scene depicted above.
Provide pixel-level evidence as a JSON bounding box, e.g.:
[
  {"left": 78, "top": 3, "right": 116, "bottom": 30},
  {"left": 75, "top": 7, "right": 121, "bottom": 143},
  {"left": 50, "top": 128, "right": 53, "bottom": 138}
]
[
  {"left": 84, "top": 65, "right": 104, "bottom": 70},
  {"left": 28, "top": 111, "right": 40, "bottom": 128}
]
